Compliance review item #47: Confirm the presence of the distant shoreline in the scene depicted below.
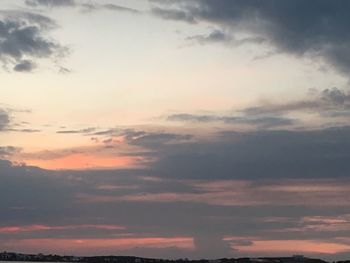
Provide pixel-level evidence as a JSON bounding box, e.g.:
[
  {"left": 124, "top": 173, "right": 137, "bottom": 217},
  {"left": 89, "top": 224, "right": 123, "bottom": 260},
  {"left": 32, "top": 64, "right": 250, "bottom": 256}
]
[{"left": 1, "top": 253, "right": 349, "bottom": 263}]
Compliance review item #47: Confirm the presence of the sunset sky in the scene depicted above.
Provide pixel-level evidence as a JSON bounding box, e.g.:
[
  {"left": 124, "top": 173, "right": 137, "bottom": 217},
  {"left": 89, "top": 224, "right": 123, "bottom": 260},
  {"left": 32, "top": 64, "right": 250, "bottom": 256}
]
[{"left": 2, "top": 0, "right": 350, "bottom": 260}]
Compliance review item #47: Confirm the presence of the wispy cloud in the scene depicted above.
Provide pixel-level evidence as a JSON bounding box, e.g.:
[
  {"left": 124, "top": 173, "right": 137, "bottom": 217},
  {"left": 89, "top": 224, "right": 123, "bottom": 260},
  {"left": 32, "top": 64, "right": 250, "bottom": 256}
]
[{"left": 167, "top": 88, "right": 350, "bottom": 129}]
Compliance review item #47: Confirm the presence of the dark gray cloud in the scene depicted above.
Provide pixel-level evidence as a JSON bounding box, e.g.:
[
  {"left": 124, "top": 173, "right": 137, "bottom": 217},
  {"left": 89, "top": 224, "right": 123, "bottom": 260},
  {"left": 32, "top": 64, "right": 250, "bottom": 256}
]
[
  {"left": 86, "top": 128, "right": 193, "bottom": 148},
  {"left": 25, "top": 0, "right": 75, "bottom": 7},
  {"left": 13, "top": 60, "right": 36, "bottom": 72},
  {"left": 0, "top": 11, "right": 67, "bottom": 72},
  {"left": 168, "top": 113, "right": 296, "bottom": 129},
  {"left": 90, "top": 128, "right": 120, "bottom": 136},
  {"left": 153, "top": 126, "right": 350, "bottom": 180},
  {"left": 242, "top": 87, "right": 350, "bottom": 117},
  {"left": 322, "top": 88, "right": 347, "bottom": 105},
  {"left": 187, "top": 29, "right": 265, "bottom": 46},
  {"left": 152, "top": 6, "right": 195, "bottom": 23},
  {"left": 150, "top": 0, "right": 350, "bottom": 75},
  {"left": 0, "top": 109, "right": 10, "bottom": 131},
  {"left": 0, "top": 159, "right": 73, "bottom": 223},
  {"left": 187, "top": 29, "right": 232, "bottom": 44},
  {"left": 6, "top": 128, "right": 41, "bottom": 133},
  {"left": 168, "top": 113, "right": 218, "bottom": 123},
  {"left": 0, "top": 146, "right": 20, "bottom": 158},
  {"left": 121, "top": 130, "right": 193, "bottom": 148},
  {"left": 56, "top": 127, "right": 96, "bottom": 134},
  {"left": 0, "top": 107, "right": 41, "bottom": 133}
]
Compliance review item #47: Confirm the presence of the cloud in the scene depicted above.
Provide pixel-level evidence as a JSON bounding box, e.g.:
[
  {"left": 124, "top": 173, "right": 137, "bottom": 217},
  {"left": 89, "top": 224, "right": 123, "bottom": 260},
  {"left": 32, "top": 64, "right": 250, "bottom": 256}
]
[
  {"left": 31, "top": 122, "right": 350, "bottom": 182},
  {"left": 26, "top": 0, "right": 140, "bottom": 14},
  {"left": 24, "top": 128, "right": 193, "bottom": 169},
  {"left": 187, "top": 29, "right": 232, "bottom": 44},
  {"left": 0, "top": 146, "right": 20, "bottom": 158},
  {"left": 56, "top": 127, "right": 96, "bottom": 134},
  {"left": 167, "top": 113, "right": 296, "bottom": 129},
  {"left": 0, "top": 109, "right": 10, "bottom": 131},
  {"left": 2, "top": 154, "right": 350, "bottom": 259},
  {"left": 0, "top": 224, "right": 125, "bottom": 234},
  {"left": 25, "top": 0, "right": 75, "bottom": 7},
  {"left": 110, "top": 177, "right": 350, "bottom": 207},
  {"left": 152, "top": 126, "right": 350, "bottom": 180},
  {"left": 0, "top": 159, "right": 74, "bottom": 225},
  {"left": 193, "top": 234, "right": 231, "bottom": 258},
  {"left": 321, "top": 88, "right": 347, "bottom": 105},
  {"left": 6, "top": 128, "right": 41, "bottom": 133},
  {"left": 225, "top": 238, "right": 350, "bottom": 256},
  {"left": 100, "top": 4, "right": 140, "bottom": 14},
  {"left": 0, "top": 107, "right": 41, "bottom": 133},
  {"left": 89, "top": 128, "right": 120, "bottom": 136},
  {"left": 13, "top": 60, "right": 36, "bottom": 72},
  {"left": 152, "top": 6, "right": 195, "bottom": 23},
  {"left": 187, "top": 29, "right": 265, "bottom": 46},
  {"left": 150, "top": 0, "right": 350, "bottom": 75},
  {"left": 242, "top": 87, "right": 350, "bottom": 117},
  {"left": 88, "top": 128, "right": 192, "bottom": 148},
  {"left": 121, "top": 130, "right": 193, "bottom": 148},
  {"left": 168, "top": 88, "right": 350, "bottom": 129},
  {"left": 0, "top": 11, "right": 68, "bottom": 72}
]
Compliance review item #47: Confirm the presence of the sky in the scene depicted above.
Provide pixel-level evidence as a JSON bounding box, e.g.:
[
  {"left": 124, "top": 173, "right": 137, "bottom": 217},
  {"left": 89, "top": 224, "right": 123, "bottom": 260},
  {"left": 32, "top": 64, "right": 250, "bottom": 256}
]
[{"left": 1, "top": 0, "right": 350, "bottom": 260}]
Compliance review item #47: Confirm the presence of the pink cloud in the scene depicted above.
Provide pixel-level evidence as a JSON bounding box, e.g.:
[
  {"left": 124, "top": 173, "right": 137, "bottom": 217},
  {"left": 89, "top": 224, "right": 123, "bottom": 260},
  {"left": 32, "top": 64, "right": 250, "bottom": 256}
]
[
  {"left": 77, "top": 179, "right": 350, "bottom": 207},
  {"left": 270, "top": 215, "right": 350, "bottom": 233}
]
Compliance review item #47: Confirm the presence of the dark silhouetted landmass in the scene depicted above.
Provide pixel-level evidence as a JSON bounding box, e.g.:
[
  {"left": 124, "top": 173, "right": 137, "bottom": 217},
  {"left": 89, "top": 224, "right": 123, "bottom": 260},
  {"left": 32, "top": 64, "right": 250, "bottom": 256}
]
[{"left": 0, "top": 252, "right": 348, "bottom": 263}]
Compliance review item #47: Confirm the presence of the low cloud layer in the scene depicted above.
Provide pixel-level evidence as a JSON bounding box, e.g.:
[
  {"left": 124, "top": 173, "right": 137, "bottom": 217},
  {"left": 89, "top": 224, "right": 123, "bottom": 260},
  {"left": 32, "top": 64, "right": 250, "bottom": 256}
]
[
  {"left": 34, "top": 123, "right": 350, "bottom": 181},
  {"left": 3, "top": 112, "right": 350, "bottom": 258},
  {"left": 1, "top": 156, "right": 350, "bottom": 259}
]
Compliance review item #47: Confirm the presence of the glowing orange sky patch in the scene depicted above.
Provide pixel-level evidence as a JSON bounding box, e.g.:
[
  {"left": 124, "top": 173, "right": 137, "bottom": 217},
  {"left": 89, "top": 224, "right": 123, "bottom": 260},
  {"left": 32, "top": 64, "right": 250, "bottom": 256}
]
[{"left": 24, "top": 153, "right": 142, "bottom": 170}]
